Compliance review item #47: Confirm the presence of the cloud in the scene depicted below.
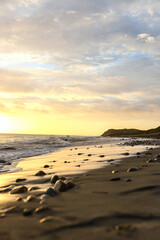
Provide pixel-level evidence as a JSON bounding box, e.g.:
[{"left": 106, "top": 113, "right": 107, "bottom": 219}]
[{"left": 0, "top": 0, "right": 160, "bottom": 131}]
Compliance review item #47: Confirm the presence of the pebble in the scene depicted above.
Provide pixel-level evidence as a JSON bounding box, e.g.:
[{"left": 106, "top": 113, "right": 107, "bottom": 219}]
[
  {"left": 127, "top": 168, "right": 139, "bottom": 172},
  {"left": 0, "top": 213, "right": 5, "bottom": 218},
  {"left": 99, "top": 155, "right": 105, "bottom": 158},
  {"left": 3, "top": 206, "right": 18, "bottom": 214},
  {"left": 28, "top": 186, "right": 40, "bottom": 191},
  {"left": 75, "top": 165, "right": 80, "bottom": 167},
  {"left": 25, "top": 195, "right": 37, "bottom": 202},
  {"left": 110, "top": 177, "right": 121, "bottom": 181},
  {"left": 78, "top": 153, "right": 83, "bottom": 155},
  {"left": 10, "top": 186, "right": 28, "bottom": 194},
  {"left": 23, "top": 208, "right": 33, "bottom": 216},
  {"left": 16, "top": 197, "right": 23, "bottom": 202},
  {"left": 35, "top": 171, "right": 46, "bottom": 176},
  {"left": 88, "top": 154, "right": 92, "bottom": 156},
  {"left": 40, "top": 216, "right": 53, "bottom": 223},
  {"left": 46, "top": 188, "right": 59, "bottom": 197},
  {"left": 125, "top": 178, "right": 132, "bottom": 182},
  {"left": 112, "top": 170, "right": 118, "bottom": 174},
  {"left": 44, "top": 165, "right": 49, "bottom": 168},
  {"left": 122, "top": 152, "right": 130, "bottom": 156},
  {"left": 15, "top": 178, "right": 26, "bottom": 183},
  {"left": 50, "top": 175, "right": 59, "bottom": 184},
  {"left": 54, "top": 180, "right": 67, "bottom": 192},
  {"left": 40, "top": 194, "right": 49, "bottom": 200},
  {"left": 115, "top": 224, "right": 134, "bottom": 232},
  {"left": 65, "top": 181, "right": 75, "bottom": 189},
  {"left": 34, "top": 206, "right": 50, "bottom": 214}
]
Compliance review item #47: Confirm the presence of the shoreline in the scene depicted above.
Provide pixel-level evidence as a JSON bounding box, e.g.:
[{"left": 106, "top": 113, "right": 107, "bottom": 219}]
[{"left": 0, "top": 140, "right": 160, "bottom": 239}]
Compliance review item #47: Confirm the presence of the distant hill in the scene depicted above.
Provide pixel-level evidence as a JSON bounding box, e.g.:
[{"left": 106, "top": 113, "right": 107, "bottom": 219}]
[{"left": 101, "top": 126, "right": 160, "bottom": 137}]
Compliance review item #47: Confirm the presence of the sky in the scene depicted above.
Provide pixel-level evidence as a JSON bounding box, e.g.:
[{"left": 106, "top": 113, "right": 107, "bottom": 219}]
[{"left": 0, "top": 0, "right": 160, "bottom": 136}]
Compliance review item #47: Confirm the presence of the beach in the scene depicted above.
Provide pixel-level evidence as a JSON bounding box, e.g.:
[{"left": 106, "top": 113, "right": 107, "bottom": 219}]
[{"left": 0, "top": 137, "right": 160, "bottom": 240}]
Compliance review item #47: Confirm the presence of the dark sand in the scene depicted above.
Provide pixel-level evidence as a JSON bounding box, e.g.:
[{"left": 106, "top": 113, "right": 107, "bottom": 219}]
[{"left": 0, "top": 145, "right": 160, "bottom": 240}]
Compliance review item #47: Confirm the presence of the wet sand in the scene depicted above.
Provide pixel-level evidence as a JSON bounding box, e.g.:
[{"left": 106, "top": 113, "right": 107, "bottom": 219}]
[{"left": 0, "top": 142, "right": 160, "bottom": 239}]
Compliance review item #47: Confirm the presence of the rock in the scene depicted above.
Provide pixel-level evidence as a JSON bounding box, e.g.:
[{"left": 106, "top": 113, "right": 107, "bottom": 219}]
[
  {"left": 112, "top": 170, "right": 118, "bottom": 174},
  {"left": 115, "top": 224, "right": 134, "bottom": 232},
  {"left": 65, "top": 181, "right": 75, "bottom": 189},
  {"left": 60, "top": 176, "right": 66, "bottom": 181},
  {"left": 78, "top": 153, "right": 83, "bottom": 155},
  {"left": 54, "top": 180, "right": 67, "bottom": 192},
  {"left": 84, "top": 159, "right": 89, "bottom": 161},
  {"left": 110, "top": 177, "right": 121, "bottom": 181},
  {"left": 146, "top": 159, "right": 155, "bottom": 163},
  {"left": 25, "top": 195, "right": 37, "bottom": 202},
  {"left": 75, "top": 165, "right": 80, "bottom": 167},
  {"left": 0, "top": 185, "right": 14, "bottom": 193},
  {"left": 40, "top": 194, "right": 48, "bottom": 200},
  {"left": 154, "top": 156, "right": 160, "bottom": 162},
  {"left": 125, "top": 178, "right": 132, "bottom": 182},
  {"left": 136, "top": 152, "right": 141, "bottom": 155},
  {"left": 16, "top": 197, "right": 23, "bottom": 202},
  {"left": 50, "top": 175, "right": 59, "bottom": 184},
  {"left": 122, "top": 152, "right": 130, "bottom": 156},
  {"left": 10, "top": 186, "right": 28, "bottom": 194},
  {"left": 0, "top": 160, "right": 6, "bottom": 163},
  {"left": 23, "top": 208, "right": 33, "bottom": 216},
  {"left": 127, "top": 168, "right": 139, "bottom": 172},
  {"left": 88, "top": 154, "right": 92, "bottom": 156},
  {"left": 35, "top": 171, "right": 46, "bottom": 176},
  {"left": 64, "top": 161, "right": 68, "bottom": 163},
  {"left": 46, "top": 188, "right": 59, "bottom": 197},
  {"left": 0, "top": 213, "right": 5, "bottom": 218},
  {"left": 40, "top": 216, "right": 53, "bottom": 223},
  {"left": 44, "top": 165, "right": 49, "bottom": 168},
  {"left": 100, "top": 155, "right": 105, "bottom": 158},
  {"left": 3, "top": 206, "right": 18, "bottom": 214},
  {"left": 15, "top": 178, "right": 26, "bottom": 183},
  {"left": 28, "top": 186, "right": 40, "bottom": 191},
  {"left": 34, "top": 206, "right": 50, "bottom": 214}
]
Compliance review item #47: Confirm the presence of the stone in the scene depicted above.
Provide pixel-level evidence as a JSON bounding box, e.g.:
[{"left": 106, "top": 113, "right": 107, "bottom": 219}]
[
  {"left": 112, "top": 170, "right": 118, "bottom": 174},
  {"left": 122, "top": 152, "right": 130, "bottom": 156},
  {"left": 10, "top": 186, "right": 28, "bottom": 194},
  {"left": 3, "top": 206, "right": 18, "bottom": 214},
  {"left": 54, "top": 180, "right": 67, "bottom": 192},
  {"left": 110, "top": 177, "right": 121, "bottom": 181},
  {"left": 16, "top": 197, "right": 23, "bottom": 202},
  {"left": 46, "top": 188, "right": 59, "bottom": 197},
  {"left": 25, "top": 195, "right": 37, "bottom": 202},
  {"left": 127, "top": 168, "right": 139, "bottom": 172},
  {"left": 100, "top": 155, "right": 105, "bottom": 158},
  {"left": 75, "top": 165, "right": 80, "bottom": 167},
  {"left": 0, "top": 214, "right": 5, "bottom": 218},
  {"left": 78, "top": 153, "right": 83, "bottom": 155},
  {"left": 0, "top": 185, "right": 14, "bottom": 193},
  {"left": 88, "top": 154, "right": 92, "bottom": 156},
  {"left": 154, "top": 156, "right": 160, "bottom": 162},
  {"left": 34, "top": 206, "right": 50, "bottom": 214},
  {"left": 50, "top": 175, "right": 59, "bottom": 184},
  {"left": 40, "top": 216, "right": 53, "bottom": 223},
  {"left": 44, "top": 165, "right": 49, "bottom": 168},
  {"left": 125, "top": 178, "right": 132, "bottom": 182},
  {"left": 40, "top": 194, "right": 48, "bottom": 200},
  {"left": 35, "top": 170, "right": 46, "bottom": 176},
  {"left": 28, "top": 186, "right": 40, "bottom": 191},
  {"left": 23, "top": 208, "right": 33, "bottom": 216},
  {"left": 0, "top": 160, "right": 6, "bottom": 163},
  {"left": 146, "top": 159, "right": 155, "bottom": 163},
  {"left": 65, "top": 181, "right": 75, "bottom": 189},
  {"left": 15, "top": 178, "right": 26, "bottom": 183}
]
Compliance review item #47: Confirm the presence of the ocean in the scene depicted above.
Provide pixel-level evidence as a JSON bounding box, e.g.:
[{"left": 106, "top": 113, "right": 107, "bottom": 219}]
[{"left": 0, "top": 134, "right": 158, "bottom": 175}]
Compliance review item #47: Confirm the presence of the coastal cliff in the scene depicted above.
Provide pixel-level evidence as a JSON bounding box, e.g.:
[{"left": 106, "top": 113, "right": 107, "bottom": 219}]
[{"left": 102, "top": 126, "right": 160, "bottom": 137}]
